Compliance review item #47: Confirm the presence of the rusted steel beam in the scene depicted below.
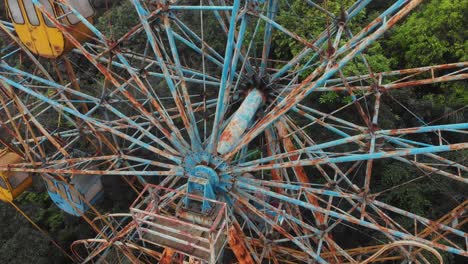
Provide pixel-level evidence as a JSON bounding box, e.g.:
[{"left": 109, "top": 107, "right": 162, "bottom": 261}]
[
  {"left": 321, "top": 62, "right": 468, "bottom": 85},
  {"left": 34, "top": 1, "right": 191, "bottom": 152},
  {"left": 159, "top": 248, "right": 176, "bottom": 264},
  {"left": 228, "top": 221, "right": 256, "bottom": 264},
  {"left": 0, "top": 73, "right": 183, "bottom": 163},
  {"left": 233, "top": 142, "right": 468, "bottom": 177},
  {"left": 235, "top": 122, "right": 468, "bottom": 168},
  {"left": 315, "top": 73, "right": 468, "bottom": 92},
  {"left": 208, "top": 0, "right": 242, "bottom": 154},
  {"left": 0, "top": 87, "right": 37, "bottom": 162},
  {"left": 232, "top": 191, "right": 329, "bottom": 263},
  {"left": 264, "top": 128, "right": 284, "bottom": 193},
  {"left": 237, "top": 181, "right": 468, "bottom": 257},
  {"left": 130, "top": 5, "right": 201, "bottom": 151},
  {"left": 292, "top": 102, "right": 467, "bottom": 180},
  {"left": 224, "top": 0, "right": 424, "bottom": 160},
  {"left": 275, "top": 121, "right": 325, "bottom": 225},
  {"left": 2, "top": 1, "right": 466, "bottom": 263},
  {"left": 337, "top": 201, "right": 467, "bottom": 262}
]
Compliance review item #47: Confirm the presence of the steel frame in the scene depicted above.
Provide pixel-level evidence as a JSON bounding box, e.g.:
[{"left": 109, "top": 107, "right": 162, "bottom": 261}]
[{"left": 0, "top": 0, "right": 466, "bottom": 263}]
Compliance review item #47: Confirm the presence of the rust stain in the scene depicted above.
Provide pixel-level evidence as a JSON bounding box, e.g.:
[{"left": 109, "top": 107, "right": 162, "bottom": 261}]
[{"left": 228, "top": 221, "right": 255, "bottom": 264}]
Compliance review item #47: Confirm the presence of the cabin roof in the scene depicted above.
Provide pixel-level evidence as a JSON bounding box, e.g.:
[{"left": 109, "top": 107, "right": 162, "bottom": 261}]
[{"left": 0, "top": 150, "right": 22, "bottom": 167}]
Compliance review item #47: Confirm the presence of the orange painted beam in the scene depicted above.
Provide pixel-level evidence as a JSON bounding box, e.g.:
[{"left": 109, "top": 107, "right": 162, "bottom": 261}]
[
  {"left": 228, "top": 221, "right": 255, "bottom": 264},
  {"left": 159, "top": 248, "right": 177, "bottom": 264},
  {"left": 276, "top": 122, "right": 340, "bottom": 262}
]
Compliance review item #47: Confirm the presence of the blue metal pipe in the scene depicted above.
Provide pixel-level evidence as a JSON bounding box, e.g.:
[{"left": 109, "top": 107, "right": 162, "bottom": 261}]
[
  {"left": 208, "top": 0, "right": 241, "bottom": 153},
  {"left": 217, "top": 89, "right": 264, "bottom": 155}
]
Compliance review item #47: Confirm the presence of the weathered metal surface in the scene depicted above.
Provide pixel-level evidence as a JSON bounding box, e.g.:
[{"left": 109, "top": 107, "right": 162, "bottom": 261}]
[
  {"left": 228, "top": 221, "right": 255, "bottom": 264},
  {"left": 0, "top": 0, "right": 467, "bottom": 263},
  {"left": 217, "top": 89, "right": 264, "bottom": 155},
  {"left": 130, "top": 185, "right": 228, "bottom": 263}
]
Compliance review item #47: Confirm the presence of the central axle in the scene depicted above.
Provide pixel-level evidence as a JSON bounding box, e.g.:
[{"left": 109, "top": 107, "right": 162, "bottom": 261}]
[{"left": 217, "top": 89, "right": 265, "bottom": 155}]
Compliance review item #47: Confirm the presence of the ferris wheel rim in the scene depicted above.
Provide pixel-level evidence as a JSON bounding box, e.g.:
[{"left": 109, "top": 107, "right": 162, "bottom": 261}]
[{"left": 0, "top": 0, "right": 467, "bottom": 263}]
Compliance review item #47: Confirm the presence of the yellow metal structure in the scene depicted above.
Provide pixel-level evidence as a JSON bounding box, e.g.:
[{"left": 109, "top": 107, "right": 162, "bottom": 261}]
[
  {"left": 0, "top": 148, "right": 32, "bottom": 202},
  {"left": 5, "top": 0, "right": 94, "bottom": 58}
]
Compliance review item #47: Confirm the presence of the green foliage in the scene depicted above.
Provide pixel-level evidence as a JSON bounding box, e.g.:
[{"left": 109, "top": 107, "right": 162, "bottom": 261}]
[
  {"left": 0, "top": 196, "right": 69, "bottom": 263},
  {"left": 319, "top": 91, "right": 340, "bottom": 104},
  {"left": 95, "top": 1, "right": 140, "bottom": 42},
  {"left": 342, "top": 43, "right": 394, "bottom": 76},
  {"left": 270, "top": 1, "right": 395, "bottom": 104},
  {"left": 379, "top": 163, "right": 436, "bottom": 216},
  {"left": 244, "top": 148, "right": 262, "bottom": 161},
  {"left": 0, "top": 228, "right": 55, "bottom": 264},
  {"left": 379, "top": 0, "right": 467, "bottom": 132},
  {"left": 273, "top": 0, "right": 360, "bottom": 57},
  {"left": 18, "top": 192, "right": 66, "bottom": 232},
  {"left": 386, "top": 0, "right": 468, "bottom": 67},
  {"left": 47, "top": 212, "right": 66, "bottom": 232},
  {"left": 17, "top": 191, "right": 50, "bottom": 206},
  {"left": 422, "top": 82, "right": 468, "bottom": 107}
]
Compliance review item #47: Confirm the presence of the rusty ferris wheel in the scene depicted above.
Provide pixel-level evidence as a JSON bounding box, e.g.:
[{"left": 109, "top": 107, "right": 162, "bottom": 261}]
[{"left": 0, "top": 0, "right": 467, "bottom": 263}]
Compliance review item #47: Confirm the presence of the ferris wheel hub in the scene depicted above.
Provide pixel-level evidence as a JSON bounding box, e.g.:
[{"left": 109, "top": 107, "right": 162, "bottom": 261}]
[
  {"left": 183, "top": 151, "right": 229, "bottom": 176},
  {"left": 181, "top": 151, "right": 231, "bottom": 213},
  {"left": 192, "top": 165, "right": 219, "bottom": 185}
]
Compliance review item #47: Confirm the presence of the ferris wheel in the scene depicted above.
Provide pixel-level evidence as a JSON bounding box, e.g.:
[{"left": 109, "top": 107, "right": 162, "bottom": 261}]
[{"left": 0, "top": 0, "right": 467, "bottom": 263}]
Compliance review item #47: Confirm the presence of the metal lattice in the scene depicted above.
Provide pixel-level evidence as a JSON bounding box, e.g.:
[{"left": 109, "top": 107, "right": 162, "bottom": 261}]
[{"left": 0, "top": 0, "right": 467, "bottom": 263}]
